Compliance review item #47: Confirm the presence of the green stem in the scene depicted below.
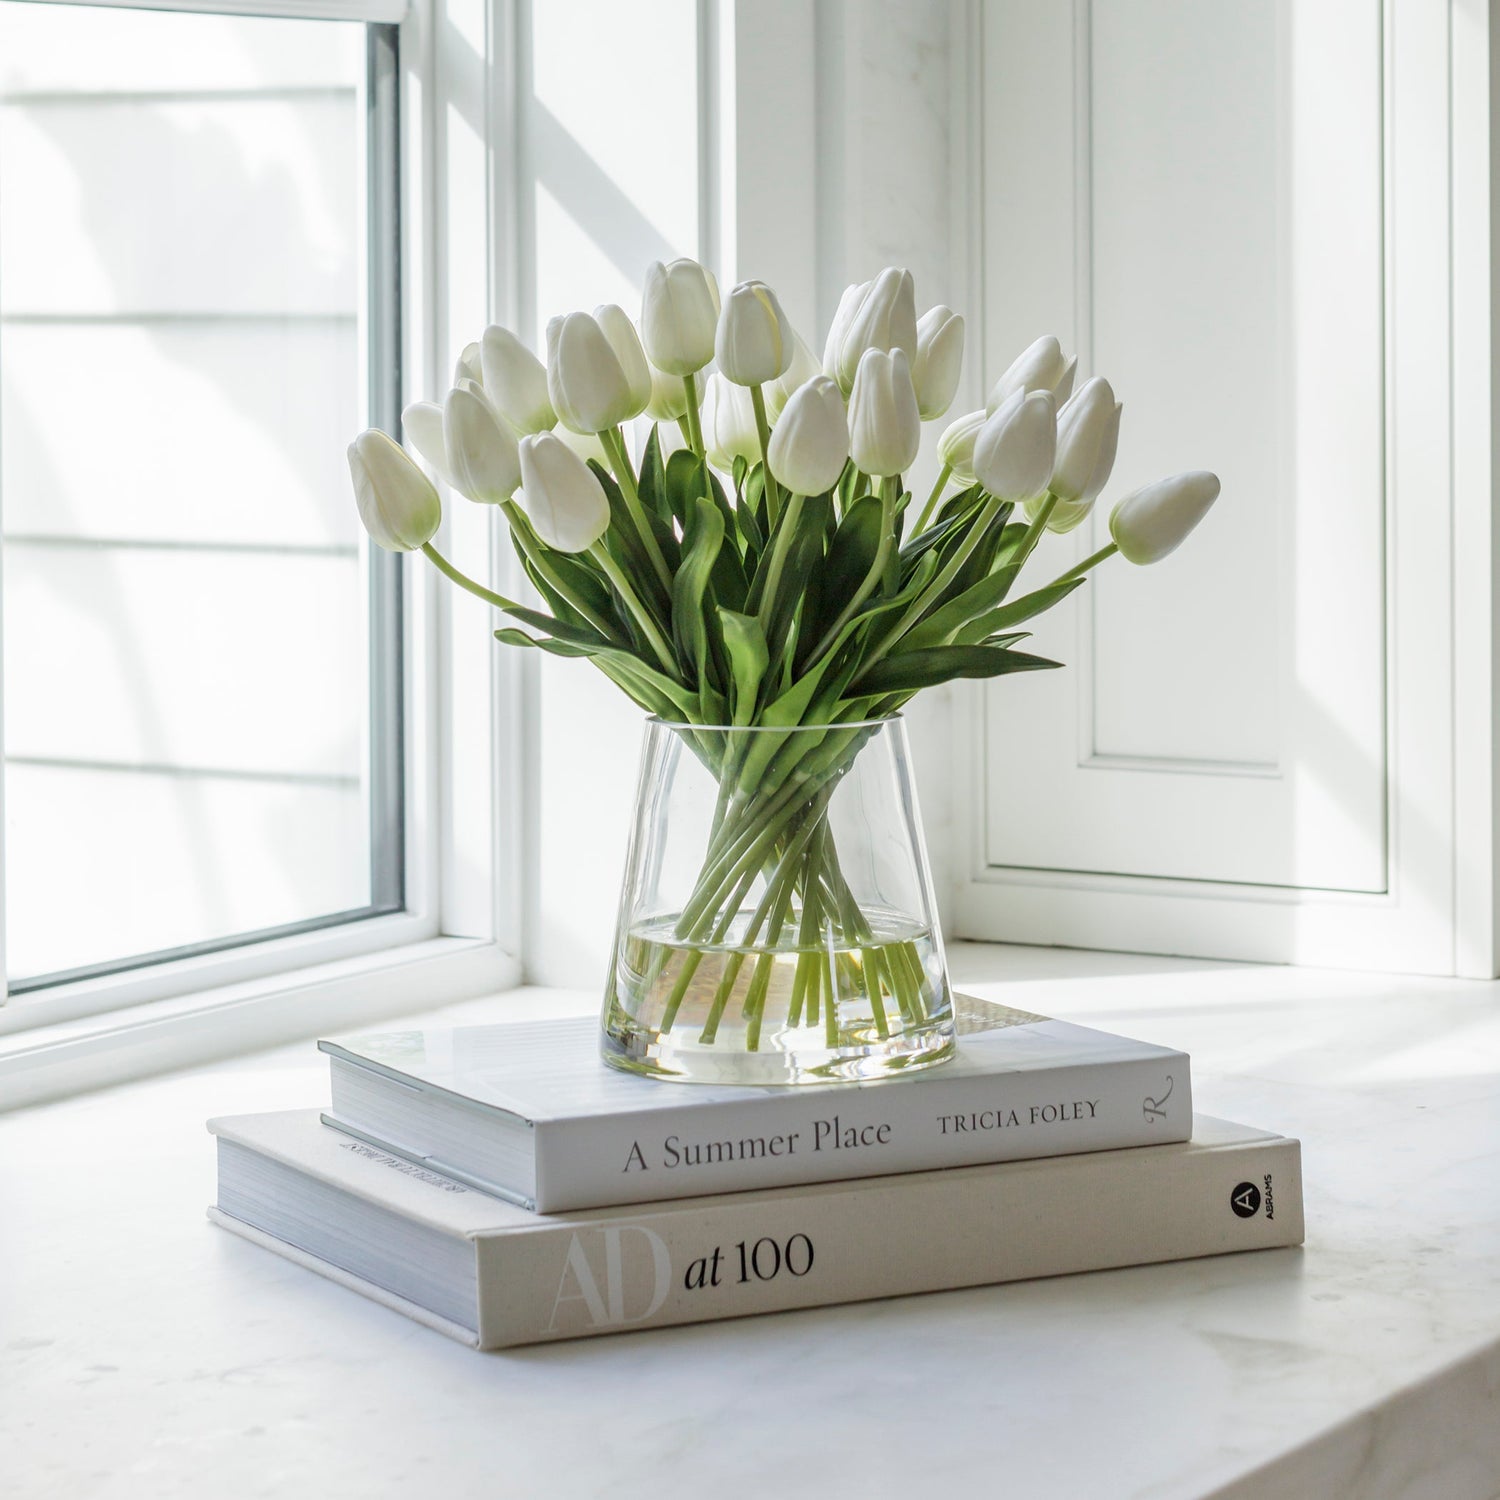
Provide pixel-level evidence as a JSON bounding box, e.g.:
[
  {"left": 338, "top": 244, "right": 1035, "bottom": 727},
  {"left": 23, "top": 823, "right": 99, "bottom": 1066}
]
[
  {"left": 756, "top": 491, "right": 805, "bottom": 633},
  {"left": 681, "top": 375, "right": 705, "bottom": 457},
  {"left": 1050, "top": 540, "right": 1119, "bottom": 586},
  {"left": 588, "top": 542, "right": 677, "bottom": 674},
  {"left": 600, "top": 426, "right": 673, "bottom": 594},
  {"left": 910, "top": 463, "right": 953, "bottom": 535},
  {"left": 749, "top": 384, "right": 780, "bottom": 528},
  {"left": 498, "top": 502, "right": 619, "bottom": 642},
  {"left": 1015, "top": 491, "right": 1059, "bottom": 569},
  {"left": 804, "top": 479, "right": 897, "bottom": 666},
  {"left": 420, "top": 542, "right": 519, "bottom": 612}
]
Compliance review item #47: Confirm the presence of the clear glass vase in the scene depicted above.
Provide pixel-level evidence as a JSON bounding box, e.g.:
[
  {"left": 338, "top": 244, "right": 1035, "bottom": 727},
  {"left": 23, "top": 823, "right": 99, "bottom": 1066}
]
[{"left": 602, "top": 716, "right": 956, "bottom": 1084}]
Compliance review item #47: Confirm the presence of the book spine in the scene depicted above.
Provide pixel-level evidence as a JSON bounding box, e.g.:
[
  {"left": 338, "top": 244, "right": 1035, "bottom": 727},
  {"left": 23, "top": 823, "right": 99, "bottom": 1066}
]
[
  {"left": 479, "top": 1133, "right": 1301, "bottom": 1348},
  {"left": 533, "top": 1051, "right": 1191, "bottom": 1211}
]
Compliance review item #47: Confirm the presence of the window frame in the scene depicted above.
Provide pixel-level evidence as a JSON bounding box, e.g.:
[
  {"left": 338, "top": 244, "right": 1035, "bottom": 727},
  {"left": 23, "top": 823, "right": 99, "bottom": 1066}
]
[{"left": 0, "top": 0, "right": 524, "bottom": 1107}]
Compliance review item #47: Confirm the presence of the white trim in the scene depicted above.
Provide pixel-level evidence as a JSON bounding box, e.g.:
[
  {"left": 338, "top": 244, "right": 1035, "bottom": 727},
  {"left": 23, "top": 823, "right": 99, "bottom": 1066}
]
[
  {"left": 1451, "top": 0, "right": 1500, "bottom": 977},
  {"left": 22, "top": 0, "right": 408, "bottom": 23},
  {"left": 0, "top": 936, "right": 515, "bottom": 1113},
  {"left": 954, "top": 0, "right": 1466, "bottom": 974}
]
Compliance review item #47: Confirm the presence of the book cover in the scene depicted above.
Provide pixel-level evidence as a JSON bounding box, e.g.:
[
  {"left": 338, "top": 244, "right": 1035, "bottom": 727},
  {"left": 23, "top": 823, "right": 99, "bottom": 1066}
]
[
  {"left": 317, "top": 995, "right": 1192, "bottom": 1212},
  {"left": 208, "top": 1108, "right": 1300, "bottom": 1350}
]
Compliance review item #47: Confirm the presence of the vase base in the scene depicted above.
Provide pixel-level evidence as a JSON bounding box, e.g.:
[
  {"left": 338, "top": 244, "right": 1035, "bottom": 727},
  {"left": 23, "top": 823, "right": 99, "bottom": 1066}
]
[{"left": 600, "top": 1010, "right": 957, "bottom": 1086}]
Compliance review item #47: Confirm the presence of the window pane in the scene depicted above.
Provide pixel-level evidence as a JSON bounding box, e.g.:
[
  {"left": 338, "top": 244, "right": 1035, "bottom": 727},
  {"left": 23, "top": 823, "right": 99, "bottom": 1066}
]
[{"left": 0, "top": 6, "right": 399, "bottom": 986}]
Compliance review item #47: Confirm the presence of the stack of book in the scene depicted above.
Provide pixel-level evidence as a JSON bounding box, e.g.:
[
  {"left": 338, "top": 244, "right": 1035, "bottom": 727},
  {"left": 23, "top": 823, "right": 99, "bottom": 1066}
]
[{"left": 208, "top": 995, "right": 1303, "bottom": 1349}]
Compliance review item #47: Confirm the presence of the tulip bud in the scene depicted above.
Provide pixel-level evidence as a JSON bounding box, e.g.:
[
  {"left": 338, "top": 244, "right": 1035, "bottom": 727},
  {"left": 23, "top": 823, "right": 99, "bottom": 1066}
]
[
  {"left": 443, "top": 380, "right": 522, "bottom": 504},
  {"left": 516, "top": 431, "right": 612, "bottom": 553},
  {"left": 546, "top": 310, "right": 647, "bottom": 434},
  {"left": 911, "top": 306, "right": 964, "bottom": 420},
  {"left": 701, "top": 373, "right": 762, "bottom": 473},
  {"left": 348, "top": 428, "right": 442, "bottom": 552},
  {"left": 848, "top": 347, "right": 921, "bottom": 478},
  {"left": 646, "top": 362, "right": 704, "bottom": 422},
  {"left": 765, "top": 330, "right": 822, "bottom": 421},
  {"left": 402, "top": 400, "right": 456, "bottom": 487},
  {"left": 767, "top": 376, "right": 849, "bottom": 497},
  {"left": 972, "top": 389, "right": 1057, "bottom": 503},
  {"left": 986, "top": 335, "right": 1076, "bottom": 414},
  {"left": 479, "top": 326, "right": 555, "bottom": 435},
  {"left": 593, "top": 303, "right": 653, "bottom": 418},
  {"left": 715, "top": 279, "right": 795, "bottom": 386},
  {"left": 454, "top": 341, "right": 484, "bottom": 389},
  {"left": 936, "top": 408, "right": 987, "bottom": 482},
  {"left": 824, "top": 267, "right": 918, "bottom": 396},
  {"left": 640, "top": 257, "right": 720, "bottom": 376},
  {"left": 1051, "top": 377, "right": 1122, "bottom": 503},
  {"left": 1109, "top": 471, "right": 1221, "bottom": 564}
]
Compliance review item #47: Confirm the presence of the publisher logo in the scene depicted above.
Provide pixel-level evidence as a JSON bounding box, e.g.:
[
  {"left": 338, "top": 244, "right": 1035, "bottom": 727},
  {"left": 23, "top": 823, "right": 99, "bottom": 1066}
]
[{"left": 1230, "top": 1181, "right": 1262, "bottom": 1219}]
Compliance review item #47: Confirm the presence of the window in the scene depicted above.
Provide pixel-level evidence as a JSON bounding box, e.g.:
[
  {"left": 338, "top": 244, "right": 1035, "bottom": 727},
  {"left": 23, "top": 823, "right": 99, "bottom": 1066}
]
[{"left": 0, "top": 3, "right": 404, "bottom": 993}]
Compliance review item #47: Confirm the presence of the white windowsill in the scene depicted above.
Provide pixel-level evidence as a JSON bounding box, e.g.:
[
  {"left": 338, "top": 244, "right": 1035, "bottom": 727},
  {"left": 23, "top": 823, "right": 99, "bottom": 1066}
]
[
  {"left": 4, "top": 939, "right": 1499, "bottom": 1499},
  {"left": 0, "top": 932, "right": 518, "bottom": 1112}
]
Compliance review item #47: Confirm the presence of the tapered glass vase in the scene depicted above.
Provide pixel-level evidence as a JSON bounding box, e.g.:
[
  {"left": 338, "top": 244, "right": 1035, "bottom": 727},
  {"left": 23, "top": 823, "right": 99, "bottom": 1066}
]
[{"left": 602, "top": 716, "right": 956, "bottom": 1085}]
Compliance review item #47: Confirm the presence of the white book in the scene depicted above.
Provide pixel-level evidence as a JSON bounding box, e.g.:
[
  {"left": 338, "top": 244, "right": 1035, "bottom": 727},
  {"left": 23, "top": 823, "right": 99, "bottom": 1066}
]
[
  {"left": 208, "top": 1108, "right": 1303, "bottom": 1350},
  {"left": 317, "top": 996, "right": 1192, "bottom": 1212}
]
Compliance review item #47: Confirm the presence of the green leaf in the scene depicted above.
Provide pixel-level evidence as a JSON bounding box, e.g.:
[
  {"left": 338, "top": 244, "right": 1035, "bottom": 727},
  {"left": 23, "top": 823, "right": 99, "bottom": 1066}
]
[
  {"left": 494, "top": 626, "right": 589, "bottom": 657},
  {"left": 837, "top": 459, "right": 864, "bottom": 514},
  {"left": 955, "top": 576, "right": 1087, "bottom": 645},
  {"left": 639, "top": 426, "right": 670, "bottom": 521},
  {"left": 671, "top": 494, "right": 726, "bottom": 688},
  {"left": 817, "top": 492, "right": 883, "bottom": 610},
  {"left": 897, "top": 561, "right": 1024, "bottom": 653},
  {"left": 854, "top": 644, "right": 1063, "bottom": 695},
  {"left": 717, "top": 609, "right": 769, "bottom": 726}
]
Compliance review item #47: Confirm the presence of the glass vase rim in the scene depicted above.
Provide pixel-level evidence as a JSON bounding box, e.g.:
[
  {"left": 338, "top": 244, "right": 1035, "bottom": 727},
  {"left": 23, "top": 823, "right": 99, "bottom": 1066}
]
[{"left": 645, "top": 713, "right": 904, "bottom": 735}]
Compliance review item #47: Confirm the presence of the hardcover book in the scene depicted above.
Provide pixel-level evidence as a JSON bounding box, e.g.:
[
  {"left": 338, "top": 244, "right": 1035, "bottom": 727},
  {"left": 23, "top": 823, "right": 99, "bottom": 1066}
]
[
  {"left": 208, "top": 1108, "right": 1302, "bottom": 1350},
  {"left": 318, "top": 995, "right": 1192, "bottom": 1212}
]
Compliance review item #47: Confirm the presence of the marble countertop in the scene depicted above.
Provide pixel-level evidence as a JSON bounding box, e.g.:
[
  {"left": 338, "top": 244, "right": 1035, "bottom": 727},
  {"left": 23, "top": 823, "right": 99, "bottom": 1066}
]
[{"left": 4, "top": 942, "right": 1499, "bottom": 1500}]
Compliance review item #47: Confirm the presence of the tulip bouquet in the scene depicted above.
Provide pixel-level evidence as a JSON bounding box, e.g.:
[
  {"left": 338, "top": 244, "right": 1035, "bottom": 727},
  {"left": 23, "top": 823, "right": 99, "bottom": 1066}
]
[{"left": 349, "top": 258, "right": 1218, "bottom": 1079}]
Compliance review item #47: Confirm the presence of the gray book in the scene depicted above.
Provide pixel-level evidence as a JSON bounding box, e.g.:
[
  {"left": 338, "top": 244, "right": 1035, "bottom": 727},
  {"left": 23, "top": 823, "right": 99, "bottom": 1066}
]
[
  {"left": 208, "top": 1108, "right": 1301, "bottom": 1350},
  {"left": 317, "top": 995, "right": 1192, "bottom": 1212}
]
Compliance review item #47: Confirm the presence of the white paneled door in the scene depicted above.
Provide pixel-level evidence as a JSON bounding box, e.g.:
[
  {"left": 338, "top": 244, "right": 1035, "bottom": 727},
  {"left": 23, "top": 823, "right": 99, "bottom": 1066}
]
[{"left": 954, "top": 0, "right": 1475, "bottom": 973}]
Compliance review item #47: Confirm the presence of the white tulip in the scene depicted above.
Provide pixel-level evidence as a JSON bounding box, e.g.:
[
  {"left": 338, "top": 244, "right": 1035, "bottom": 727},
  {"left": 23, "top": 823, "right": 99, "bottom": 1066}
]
[
  {"left": 516, "top": 431, "right": 612, "bottom": 553},
  {"left": 454, "top": 341, "right": 484, "bottom": 389},
  {"left": 715, "top": 279, "right": 795, "bottom": 386},
  {"left": 824, "top": 267, "right": 918, "bottom": 396},
  {"left": 986, "top": 334, "right": 1076, "bottom": 414},
  {"left": 972, "top": 389, "right": 1057, "bottom": 504},
  {"left": 766, "top": 330, "right": 822, "bottom": 421},
  {"left": 402, "top": 400, "right": 455, "bottom": 487},
  {"left": 546, "top": 310, "right": 647, "bottom": 433},
  {"left": 936, "top": 408, "right": 987, "bottom": 483},
  {"left": 767, "top": 376, "right": 849, "bottom": 496},
  {"left": 1051, "top": 376, "right": 1122, "bottom": 503},
  {"left": 479, "top": 326, "right": 555, "bottom": 435},
  {"left": 911, "top": 306, "right": 964, "bottom": 420},
  {"left": 348, "top": 428, "right": 442, "bottom": 552},
  {"left": 443, "top": 380, "right": 522, "bottom": 504},
  {"left": 640, "top": 257, "right": 720, "bottom": 376},
  {"left": 593, "top": 304, "right": 653, "bottom": 418},
  {"left": 1110, "top": 471, "right": 1221, "bottom": 564},
  {"left": 848, "top": 347, "right": 921, "bottom": 478},
  {"left": 646, "top": 362, "right": 703, "bottom": 422},
  {"left": 701, "top": 373, "right": 763, "bottom": 473}
]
